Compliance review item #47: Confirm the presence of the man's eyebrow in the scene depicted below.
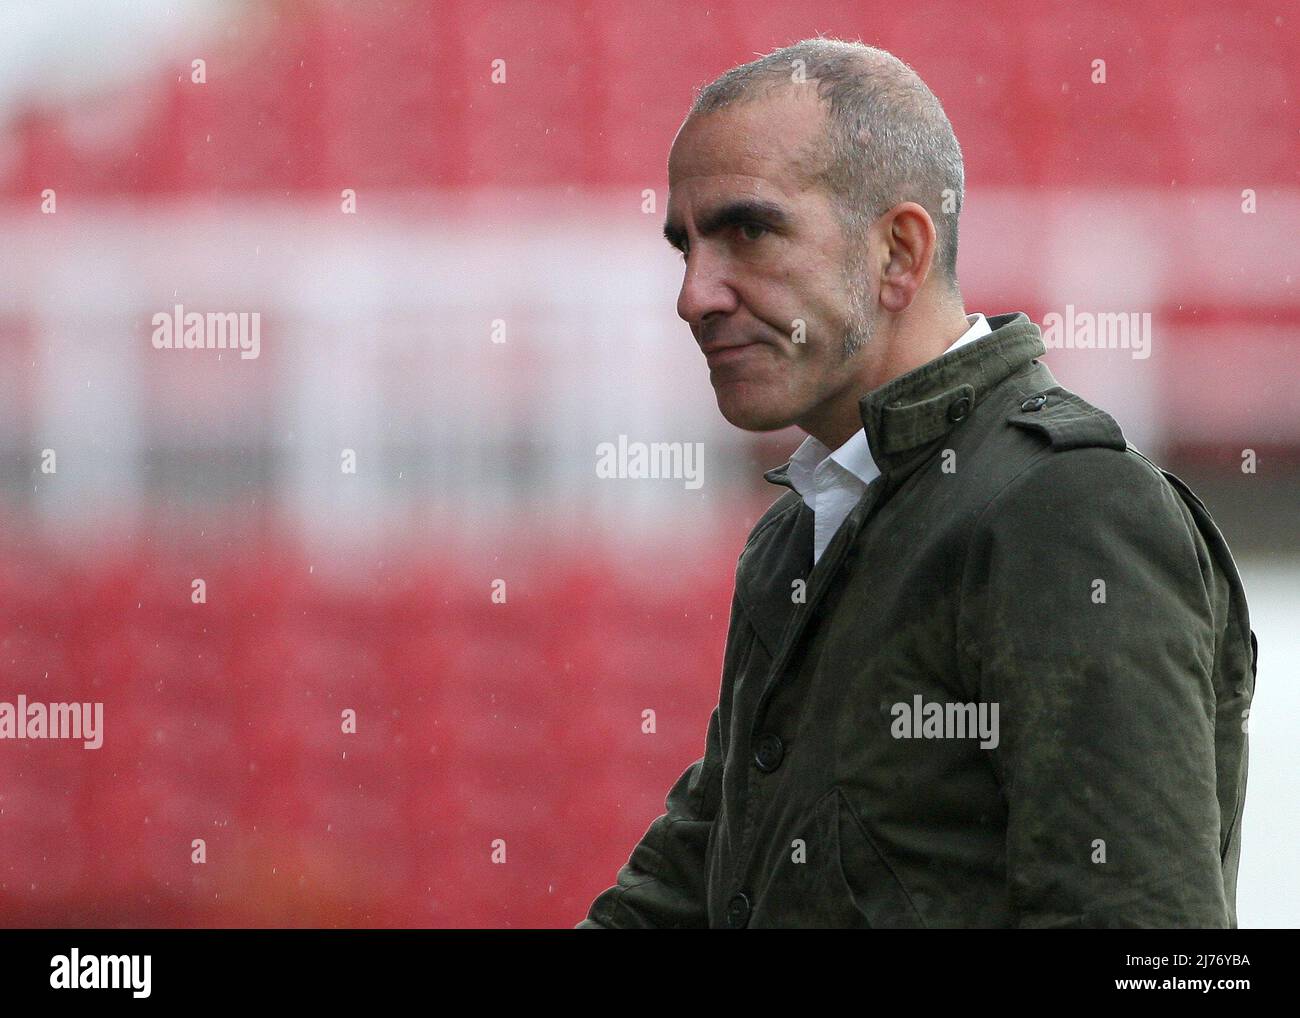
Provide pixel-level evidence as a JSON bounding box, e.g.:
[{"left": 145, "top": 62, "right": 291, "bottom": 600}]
[{"left": 663, "top": 198, "right": 791, "bottom": 250}]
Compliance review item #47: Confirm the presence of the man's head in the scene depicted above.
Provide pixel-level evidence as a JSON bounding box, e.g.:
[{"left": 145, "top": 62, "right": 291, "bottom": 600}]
[{"left": 664, "top": 39, "right": 966, "bottom": 438}]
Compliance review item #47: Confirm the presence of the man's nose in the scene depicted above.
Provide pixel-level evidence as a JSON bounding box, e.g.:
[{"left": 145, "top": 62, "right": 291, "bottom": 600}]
[{"left": 676, "top": 248, "right": 739, "bottom": 327}]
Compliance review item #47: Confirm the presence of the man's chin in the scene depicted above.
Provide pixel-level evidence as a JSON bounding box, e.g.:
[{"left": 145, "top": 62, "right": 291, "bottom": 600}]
[{"left": 713, "top": 393, "right": 795, "bottom": 433}]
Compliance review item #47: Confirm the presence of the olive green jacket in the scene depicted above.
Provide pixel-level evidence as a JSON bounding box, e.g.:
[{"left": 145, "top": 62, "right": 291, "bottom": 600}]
[{"left": 577, "top": 311, "right": 1255, "bottom": 928}]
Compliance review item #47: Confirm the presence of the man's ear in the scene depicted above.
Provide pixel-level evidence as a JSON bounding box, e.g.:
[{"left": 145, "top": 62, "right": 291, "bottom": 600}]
[{"left": 876, "top": 202, "right": 937, "bottom": 314}]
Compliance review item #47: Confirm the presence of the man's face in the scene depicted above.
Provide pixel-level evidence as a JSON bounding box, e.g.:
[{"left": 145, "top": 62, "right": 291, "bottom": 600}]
[{"left": 665, "top": 86, "right": 876, "bottom": 433}]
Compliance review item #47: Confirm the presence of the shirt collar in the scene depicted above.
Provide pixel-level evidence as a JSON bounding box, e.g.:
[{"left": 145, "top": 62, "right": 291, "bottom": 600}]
[
  {"left": 765, "top": 311, "right": 1046, "bottom": 490},
  {"left": 783, "top": 312, "right": 995, "bottom": 491},
  {"left": 945, "top": 311, "right": 992, "bottom": 354},
  {"left": 785, "top": 428, "right": 877, "bottom": 499}
]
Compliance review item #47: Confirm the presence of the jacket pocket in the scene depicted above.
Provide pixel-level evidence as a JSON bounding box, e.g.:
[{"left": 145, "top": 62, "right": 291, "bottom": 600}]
[{"left": 820, "top": 786, "right": 927, "bottom": 929}]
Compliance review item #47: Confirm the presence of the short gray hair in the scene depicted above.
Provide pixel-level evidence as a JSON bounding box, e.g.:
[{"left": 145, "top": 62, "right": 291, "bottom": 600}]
[{"left": 689, "top": 38, "right": 964, "bottom": 290}]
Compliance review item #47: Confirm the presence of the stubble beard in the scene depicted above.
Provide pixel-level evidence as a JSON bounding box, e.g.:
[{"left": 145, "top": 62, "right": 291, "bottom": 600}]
[{"left": 841, "top": 248, "right": 875, "bottom": 360}]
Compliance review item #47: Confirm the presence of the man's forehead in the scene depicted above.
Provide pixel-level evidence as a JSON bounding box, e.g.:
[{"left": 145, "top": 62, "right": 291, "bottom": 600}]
[{"left": 667, "top": 88, "right": 826, "bottom": 187}]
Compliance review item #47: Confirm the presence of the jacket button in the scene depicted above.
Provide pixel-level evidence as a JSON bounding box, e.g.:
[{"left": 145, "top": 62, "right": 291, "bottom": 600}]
[
  {"left": 753, "top": 733, "right": 784, "bottom": 772},
  {"left": 946, "top": 396, "right": 971, "bottom": 422},
  {"left": 1020, "top": 394, "right": 1048, "bottom": 412},
  {"left": 725, "top": 892, "right": 751, "bottom": 928}
]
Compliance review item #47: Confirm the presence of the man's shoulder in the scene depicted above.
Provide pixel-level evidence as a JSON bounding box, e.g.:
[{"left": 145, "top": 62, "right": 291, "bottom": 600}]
[
  {"left": 969, "top": 379, "right": 1229, "bottom": 570},
  {"left": 916, "top": 372, "right": 1227, "bottom": 565},
  {"left": 967, "top": 376, "right": 1156, "bottom": 500}
]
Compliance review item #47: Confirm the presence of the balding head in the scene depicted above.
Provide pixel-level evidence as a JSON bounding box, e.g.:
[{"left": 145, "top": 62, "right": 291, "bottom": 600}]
[{"left": 687, "top": 38, "right": 965, "bottom": 292}]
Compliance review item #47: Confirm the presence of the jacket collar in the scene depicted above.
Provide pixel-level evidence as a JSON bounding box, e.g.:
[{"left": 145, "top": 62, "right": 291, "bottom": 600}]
[{"left": 765, "top": 311, "right": 1046, "bottom": 488}]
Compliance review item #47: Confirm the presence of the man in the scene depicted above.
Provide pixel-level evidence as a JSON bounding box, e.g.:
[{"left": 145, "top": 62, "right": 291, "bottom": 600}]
[{"left": 576, "top": 38, "right": 1256, "bottom": 928}]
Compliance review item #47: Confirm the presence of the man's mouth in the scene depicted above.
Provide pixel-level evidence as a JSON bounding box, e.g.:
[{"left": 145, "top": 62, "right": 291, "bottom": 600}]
[{"left": 703, "top": 341, "right": 763, "bottom": 367}]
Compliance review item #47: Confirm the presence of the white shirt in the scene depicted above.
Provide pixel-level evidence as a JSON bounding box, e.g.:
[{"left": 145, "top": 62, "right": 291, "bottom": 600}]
[{"left": 787, "top": 312, "right": 993, "bottom": 566}]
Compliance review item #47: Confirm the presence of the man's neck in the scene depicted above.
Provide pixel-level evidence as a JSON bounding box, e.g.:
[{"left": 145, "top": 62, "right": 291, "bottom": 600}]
[{"left": 800, "top": 304, "right": 973, "bottom": 451}]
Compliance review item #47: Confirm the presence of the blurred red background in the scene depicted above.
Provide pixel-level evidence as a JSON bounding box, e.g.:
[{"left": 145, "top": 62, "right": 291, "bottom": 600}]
[{"left": 0, "top": 0, "right": 1296, "bottom": 926}]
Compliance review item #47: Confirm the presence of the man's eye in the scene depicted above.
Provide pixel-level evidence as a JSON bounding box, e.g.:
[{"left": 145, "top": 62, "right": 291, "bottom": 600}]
[{"left": 738, "top": 222, "right": 768, "bottom": 242}]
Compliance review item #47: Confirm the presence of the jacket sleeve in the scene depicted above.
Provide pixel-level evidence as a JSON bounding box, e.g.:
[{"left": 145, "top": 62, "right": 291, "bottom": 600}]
[
  {"left": 574, "top": 701, "right": 723, "bottom": 928},
  {"left": 960, "top": 446, "right": 1232, "bottom": 928}
]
